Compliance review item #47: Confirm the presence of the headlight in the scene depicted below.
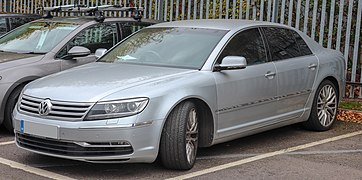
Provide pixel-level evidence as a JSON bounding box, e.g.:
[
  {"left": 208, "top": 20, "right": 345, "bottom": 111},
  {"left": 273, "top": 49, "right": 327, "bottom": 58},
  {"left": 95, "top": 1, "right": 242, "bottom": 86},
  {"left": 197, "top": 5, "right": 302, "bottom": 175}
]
[{"left": 85, "top": 97, "right": 149, "bottom": 120}]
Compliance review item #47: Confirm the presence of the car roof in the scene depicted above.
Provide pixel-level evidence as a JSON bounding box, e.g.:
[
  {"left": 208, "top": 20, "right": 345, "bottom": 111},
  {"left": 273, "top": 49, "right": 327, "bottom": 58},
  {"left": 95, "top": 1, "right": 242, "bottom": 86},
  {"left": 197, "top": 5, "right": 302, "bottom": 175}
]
[
  {"left": 0, "top": 13, "right": 41, "bottom": 18},
  {"left": 151, "top": 19, "right": 291, "bottom": 31},
  {"left": 32, "top": 16, "right": 161, "bottom": 25}
]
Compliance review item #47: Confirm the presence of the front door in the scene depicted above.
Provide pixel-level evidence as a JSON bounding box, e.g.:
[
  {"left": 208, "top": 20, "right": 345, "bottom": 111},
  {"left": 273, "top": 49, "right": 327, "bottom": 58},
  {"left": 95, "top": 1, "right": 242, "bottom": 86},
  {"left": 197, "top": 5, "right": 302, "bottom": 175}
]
[{"left": 213, "top": 28, "right": 278, "bottom": 138}]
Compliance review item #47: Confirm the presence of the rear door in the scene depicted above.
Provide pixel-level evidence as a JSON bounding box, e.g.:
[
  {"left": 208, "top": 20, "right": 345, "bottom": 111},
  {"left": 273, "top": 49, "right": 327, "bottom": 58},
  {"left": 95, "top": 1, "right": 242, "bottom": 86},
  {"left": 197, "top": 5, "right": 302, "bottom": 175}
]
[
  {"left": 213, "top": 28, "right": 278, "bottom": 137},
  {"left": 262, "top": 27, "right": 317, "bottom": 119}
]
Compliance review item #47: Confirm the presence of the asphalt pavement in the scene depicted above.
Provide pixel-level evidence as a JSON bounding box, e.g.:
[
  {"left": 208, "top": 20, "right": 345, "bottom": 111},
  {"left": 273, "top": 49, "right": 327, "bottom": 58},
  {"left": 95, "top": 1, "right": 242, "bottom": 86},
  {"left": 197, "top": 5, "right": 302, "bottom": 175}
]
[{"left": 0, "top": 120, "right": 361, "bottom": 180}]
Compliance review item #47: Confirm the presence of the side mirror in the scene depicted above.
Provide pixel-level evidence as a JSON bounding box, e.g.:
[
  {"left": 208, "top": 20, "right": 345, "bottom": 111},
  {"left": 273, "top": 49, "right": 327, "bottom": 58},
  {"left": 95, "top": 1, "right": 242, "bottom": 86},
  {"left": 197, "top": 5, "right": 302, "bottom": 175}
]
[
  {"left": 95, "top": 48, "right": 107, "bottom": 60},
  {"left": 67, "top": 46, "right": 91, "bottom": 59},
  {"left": 214, "top": 56, "right": 247, "bottom": 72}
]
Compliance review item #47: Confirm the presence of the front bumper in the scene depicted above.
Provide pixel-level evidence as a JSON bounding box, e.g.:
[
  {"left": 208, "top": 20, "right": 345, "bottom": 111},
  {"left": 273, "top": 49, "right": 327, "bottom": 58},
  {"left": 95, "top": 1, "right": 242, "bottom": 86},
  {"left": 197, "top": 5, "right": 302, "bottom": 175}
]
[{"left": 13, "top": 109, "right": 163, "bottom": 163}]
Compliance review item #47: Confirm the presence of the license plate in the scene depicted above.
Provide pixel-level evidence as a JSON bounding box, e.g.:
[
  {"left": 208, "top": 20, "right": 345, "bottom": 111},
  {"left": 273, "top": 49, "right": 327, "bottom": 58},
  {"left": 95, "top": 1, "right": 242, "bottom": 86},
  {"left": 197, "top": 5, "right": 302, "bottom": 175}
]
[{"left": 20, "top": 120, "right": 59, "bottom": 139}]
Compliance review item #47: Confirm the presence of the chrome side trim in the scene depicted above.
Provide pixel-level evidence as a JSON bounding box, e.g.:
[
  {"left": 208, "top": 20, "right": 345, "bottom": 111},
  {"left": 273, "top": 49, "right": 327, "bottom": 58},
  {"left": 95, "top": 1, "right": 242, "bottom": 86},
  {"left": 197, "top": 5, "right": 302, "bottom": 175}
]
[{"left": 216, "top": 89, "right": 311, "bottom": 114}]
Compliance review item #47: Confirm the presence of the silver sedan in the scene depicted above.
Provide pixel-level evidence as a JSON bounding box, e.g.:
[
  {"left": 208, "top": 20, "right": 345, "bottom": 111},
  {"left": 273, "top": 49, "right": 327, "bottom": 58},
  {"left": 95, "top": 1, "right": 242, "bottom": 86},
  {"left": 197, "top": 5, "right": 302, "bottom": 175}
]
[{"left": 13, "top": 19, "right": 345, "bottom": 170}]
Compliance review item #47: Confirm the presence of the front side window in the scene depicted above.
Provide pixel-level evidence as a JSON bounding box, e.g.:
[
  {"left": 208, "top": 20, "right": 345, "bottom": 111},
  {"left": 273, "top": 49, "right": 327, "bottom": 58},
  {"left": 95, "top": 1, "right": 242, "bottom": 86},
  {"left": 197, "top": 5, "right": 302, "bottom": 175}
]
[
  {"left": 100, "top": 27, "right": 227, "bottom": 69},
  {"left": 263, "top": 27, "right": 300, "bottom": 61},
  {"left": 218, "top": 28, "right": 267, "bottom": 65},
  {"left": 57, "top": 23, "right": 117, "bottom": 59},
  {"left": 0, "top": 21, "right": 79, "bottom": 54}
]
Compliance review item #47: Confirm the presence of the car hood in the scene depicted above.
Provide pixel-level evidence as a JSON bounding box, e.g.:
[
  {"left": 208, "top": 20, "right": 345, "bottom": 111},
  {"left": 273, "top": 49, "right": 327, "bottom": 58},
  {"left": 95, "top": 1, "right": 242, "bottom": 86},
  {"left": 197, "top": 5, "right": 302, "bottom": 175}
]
[
  {"left": 24, "top": 62, "right": 196, "bottom": 102},
  {"left": 0, "top": 51, "right": 44, "bottom": 70}
]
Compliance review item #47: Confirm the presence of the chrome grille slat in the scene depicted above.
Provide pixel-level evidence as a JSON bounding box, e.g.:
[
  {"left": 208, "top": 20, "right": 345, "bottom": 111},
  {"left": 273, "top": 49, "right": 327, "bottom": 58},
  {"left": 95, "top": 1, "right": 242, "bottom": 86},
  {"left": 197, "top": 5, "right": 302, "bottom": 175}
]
[
  {"left": 19, "top": 105, "right": 38, "bottom": 112},
  {"left": 51, "top": 106, "right": 89, "bottom": 111},
  {"left": 49, "top": 111, "right": 86, "bottom": 116},
  {"left": 18, "top": 94, "right": 93, "bottom": 121},
  {"left": 20, "top": 100, "right": 39, "bottom": 107}
]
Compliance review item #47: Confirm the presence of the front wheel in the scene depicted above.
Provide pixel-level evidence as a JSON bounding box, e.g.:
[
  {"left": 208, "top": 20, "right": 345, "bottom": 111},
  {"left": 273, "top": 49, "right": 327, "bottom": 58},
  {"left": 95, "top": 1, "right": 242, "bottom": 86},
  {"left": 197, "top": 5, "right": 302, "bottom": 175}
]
[
  {"left": 160, "top": 101, "right": 199, "bottom": 170},
  {"left": 4, "top": 85, "right": 25, "bottom": 132},
  {"left": 303, "top": 80, "right": 338, "bottom": 131}
]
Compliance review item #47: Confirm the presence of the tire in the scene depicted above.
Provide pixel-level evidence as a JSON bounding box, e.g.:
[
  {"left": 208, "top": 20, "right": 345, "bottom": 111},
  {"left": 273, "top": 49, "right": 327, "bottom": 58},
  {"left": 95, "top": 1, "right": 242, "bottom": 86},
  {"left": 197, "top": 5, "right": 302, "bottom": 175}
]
[
  {"left": 160, "top": 101, "right": 199, "bottom": 170},
  {"left": 4, "top": 85, "right": 25, "bottom": 132},
  {"left": 303, "top": 80, "right": 339, "bottom": 131}
]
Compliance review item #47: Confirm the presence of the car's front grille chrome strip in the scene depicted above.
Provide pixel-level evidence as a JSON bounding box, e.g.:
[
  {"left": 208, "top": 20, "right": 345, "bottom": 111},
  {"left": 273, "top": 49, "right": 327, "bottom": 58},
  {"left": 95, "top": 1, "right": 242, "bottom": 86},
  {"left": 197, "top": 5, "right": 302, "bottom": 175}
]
[{"left": 18, "top": 94, "right": 93, "bottom": 121}]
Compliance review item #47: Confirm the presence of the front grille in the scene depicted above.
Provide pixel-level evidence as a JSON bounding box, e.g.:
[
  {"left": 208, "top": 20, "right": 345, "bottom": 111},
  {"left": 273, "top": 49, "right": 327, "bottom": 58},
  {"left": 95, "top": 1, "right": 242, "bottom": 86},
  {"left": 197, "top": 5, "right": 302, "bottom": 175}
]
[
  {"left": 16, "top": 133, "right": 134, "bottom": 157},
  {"left": 18, "top": 94, "right": 92, "bottom": 121}
]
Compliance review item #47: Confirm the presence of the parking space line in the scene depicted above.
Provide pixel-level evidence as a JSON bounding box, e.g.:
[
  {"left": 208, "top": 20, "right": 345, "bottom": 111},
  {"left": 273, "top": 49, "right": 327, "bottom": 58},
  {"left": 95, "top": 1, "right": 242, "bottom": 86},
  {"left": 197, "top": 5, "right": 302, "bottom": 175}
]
[
  {"left": 0, "top": 157, "right": 76, "bottom": 180},
  {"left": 0, "top": 141, "right": 15, "bottom": 146},
  {"left": 198, "top": 149, "right": 362, "bottom": 160},
  {"left": 167, "top": 130, "right": 362, "bottom": 180}
]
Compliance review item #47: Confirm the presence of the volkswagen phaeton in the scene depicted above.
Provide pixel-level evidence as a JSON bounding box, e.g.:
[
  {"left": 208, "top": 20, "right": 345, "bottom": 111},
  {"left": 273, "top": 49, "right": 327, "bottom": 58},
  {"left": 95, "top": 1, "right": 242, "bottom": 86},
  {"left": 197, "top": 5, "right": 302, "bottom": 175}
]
[{"left": 13, "top": 20, "right": 345, "bottom": 170}]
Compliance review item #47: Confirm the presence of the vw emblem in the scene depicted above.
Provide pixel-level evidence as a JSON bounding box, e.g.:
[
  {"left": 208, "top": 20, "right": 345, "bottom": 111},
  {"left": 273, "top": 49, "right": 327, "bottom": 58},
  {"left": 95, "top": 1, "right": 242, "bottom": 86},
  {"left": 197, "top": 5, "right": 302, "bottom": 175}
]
[{"left": 38, "top": 99, "right": 52, "bottom": 116}]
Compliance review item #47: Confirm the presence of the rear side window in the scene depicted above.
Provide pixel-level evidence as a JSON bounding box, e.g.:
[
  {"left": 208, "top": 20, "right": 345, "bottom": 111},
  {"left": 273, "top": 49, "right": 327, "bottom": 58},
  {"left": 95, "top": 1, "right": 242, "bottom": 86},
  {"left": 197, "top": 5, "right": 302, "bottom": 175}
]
[
  {"left": 0, "top": 18, "right": 7, "bottom": 35},
  {"left": 121, "top": 22, "right": 151, "bottom": 39},
  {"left": 9, "top": 17, "right": 37, "bottom": 30},
  {"left": 263, "top": 27, "right": 300, "bottom": 61},
  {"left": 291, "top": 30, "right": 313, "bottom": 56}
]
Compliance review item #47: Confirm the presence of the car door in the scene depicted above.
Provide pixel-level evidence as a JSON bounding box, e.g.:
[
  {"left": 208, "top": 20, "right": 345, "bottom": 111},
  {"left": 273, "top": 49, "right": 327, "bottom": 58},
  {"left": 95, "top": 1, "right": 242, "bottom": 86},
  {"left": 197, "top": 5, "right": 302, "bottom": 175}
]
[
  {"left": 262, "top": 27, "right": 317, "bottom": 119},
  {"left": 213, "top": 28, "right": 278, "bottom": 137},
  {"left": 57, "top": 22, "right": 119, "bottom": 70}
]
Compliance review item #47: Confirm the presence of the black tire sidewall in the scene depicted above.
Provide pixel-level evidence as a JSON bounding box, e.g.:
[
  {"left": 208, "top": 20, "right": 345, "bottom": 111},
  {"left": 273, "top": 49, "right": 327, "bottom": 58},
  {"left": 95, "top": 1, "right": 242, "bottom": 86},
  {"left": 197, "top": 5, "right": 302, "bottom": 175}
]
[
  {"left": 4, "top": 85, "right": 24, "bottom": 132},
  {"left": 160, "top": 101, "right": 199, "bottom": 170}
]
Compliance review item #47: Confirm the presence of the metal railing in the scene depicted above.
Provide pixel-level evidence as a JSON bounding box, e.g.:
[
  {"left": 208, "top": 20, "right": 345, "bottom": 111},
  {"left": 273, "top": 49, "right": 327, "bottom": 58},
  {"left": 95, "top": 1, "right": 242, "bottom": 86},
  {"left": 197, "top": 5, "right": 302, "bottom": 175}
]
[{"left": 0, "top": 0, "right": 361, "bottom": 99}]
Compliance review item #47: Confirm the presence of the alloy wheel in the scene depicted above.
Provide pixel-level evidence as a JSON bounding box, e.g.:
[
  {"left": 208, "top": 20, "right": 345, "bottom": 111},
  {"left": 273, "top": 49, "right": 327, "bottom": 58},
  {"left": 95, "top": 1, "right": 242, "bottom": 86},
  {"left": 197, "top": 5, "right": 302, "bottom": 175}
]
[
  {"left": 317, "top": 85, "right": 337, "bottom": 127},
  {"left": 186, "top": 108, "right": 198, "bottom": 164}
]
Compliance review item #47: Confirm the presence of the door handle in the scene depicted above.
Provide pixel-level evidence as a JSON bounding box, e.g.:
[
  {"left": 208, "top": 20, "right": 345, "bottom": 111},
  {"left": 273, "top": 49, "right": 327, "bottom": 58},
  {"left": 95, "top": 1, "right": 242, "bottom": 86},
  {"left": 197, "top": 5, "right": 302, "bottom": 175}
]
[
  {"left": 265, "top": 71, "right": 276, "bottom": 79},
  {"left": 308, "top": 63, "right": 317, "bottom": 69}
]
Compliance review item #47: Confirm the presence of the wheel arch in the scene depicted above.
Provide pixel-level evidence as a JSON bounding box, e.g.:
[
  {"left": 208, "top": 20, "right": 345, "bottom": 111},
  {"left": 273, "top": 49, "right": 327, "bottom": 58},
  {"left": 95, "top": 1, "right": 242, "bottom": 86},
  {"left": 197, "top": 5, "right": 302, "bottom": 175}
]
[
  {"left": 162, "top": 97, "right": 215, "bottom": 148},
  {"left": 0, "top": 76, "right": 38, "bottom": 124}
]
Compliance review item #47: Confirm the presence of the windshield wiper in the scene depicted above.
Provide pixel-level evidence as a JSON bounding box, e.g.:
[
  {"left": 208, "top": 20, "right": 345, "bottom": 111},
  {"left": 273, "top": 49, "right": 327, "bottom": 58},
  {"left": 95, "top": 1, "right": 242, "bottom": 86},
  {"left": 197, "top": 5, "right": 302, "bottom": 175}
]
[{"left": 23, "top": 52, "right": 46, "bottom": 54}]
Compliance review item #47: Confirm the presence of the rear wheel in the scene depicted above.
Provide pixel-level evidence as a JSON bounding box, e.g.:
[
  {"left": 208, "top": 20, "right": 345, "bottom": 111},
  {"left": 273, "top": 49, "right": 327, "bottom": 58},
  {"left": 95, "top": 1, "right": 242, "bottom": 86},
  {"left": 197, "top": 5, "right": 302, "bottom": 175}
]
[
  {"left": 303, "top": 80, "right": 338, "bottom": 131},
  {"left": 4, "top": 85, "right": 25, "bottom": 132},
  {"left": 160, "top": 101, "right": 199, "bottom": 170}
]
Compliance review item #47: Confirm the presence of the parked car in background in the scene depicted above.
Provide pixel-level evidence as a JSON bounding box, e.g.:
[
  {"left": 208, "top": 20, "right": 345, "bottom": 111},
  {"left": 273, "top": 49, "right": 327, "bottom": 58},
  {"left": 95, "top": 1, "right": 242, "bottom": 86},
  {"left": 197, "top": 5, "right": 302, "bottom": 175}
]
[
  {"left": 0, "top": 13, "right": 41, "bottom": 36},
  {"left": 0, "top": 14, "right": 158, "bottom": 132},
  {"left": 13, "top": 20, "right": 345, "bottom": 170}
]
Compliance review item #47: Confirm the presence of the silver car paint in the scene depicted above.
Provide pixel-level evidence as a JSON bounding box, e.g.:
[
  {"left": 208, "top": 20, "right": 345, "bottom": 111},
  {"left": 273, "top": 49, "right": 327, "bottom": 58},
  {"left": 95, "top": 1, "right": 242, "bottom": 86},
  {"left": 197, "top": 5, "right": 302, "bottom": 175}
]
[{"left": 13, "top": 20, "right": 345, "bottom": 163}]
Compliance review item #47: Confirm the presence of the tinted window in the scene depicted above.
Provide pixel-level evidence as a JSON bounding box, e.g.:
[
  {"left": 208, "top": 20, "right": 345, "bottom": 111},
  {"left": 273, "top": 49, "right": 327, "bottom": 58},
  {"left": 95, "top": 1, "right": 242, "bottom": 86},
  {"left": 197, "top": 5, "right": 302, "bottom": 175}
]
[
  {"left": 9, "top": 17, "right": 37, "bottom": 30},
  {"left": 0, "top": 18, "right": 7, "bottom": 36},
  {"left": 121, "top": 22, "right": 150, "bottom": 38},
  {"left": 57, "top": 23, "right": 117, "bottom": 58},
  {"left": 263, "top": 27, "right": 300, "bottom": 61},
  {"left": 218, "top": 28, "right": 267, "bottom": 65},
  {"left": 291, "top": 30, "right": 313, "bottom": 56}
]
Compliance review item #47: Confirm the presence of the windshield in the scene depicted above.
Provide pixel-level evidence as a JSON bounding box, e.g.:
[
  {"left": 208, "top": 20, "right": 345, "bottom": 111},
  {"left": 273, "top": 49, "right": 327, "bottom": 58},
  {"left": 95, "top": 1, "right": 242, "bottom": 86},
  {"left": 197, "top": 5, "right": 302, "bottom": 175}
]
[
  {"left": 0, "top": 21, "right": 79, "bottom": 54},
  {"left": 99, "top": 27, "right": 228, "bottom": 69}
]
